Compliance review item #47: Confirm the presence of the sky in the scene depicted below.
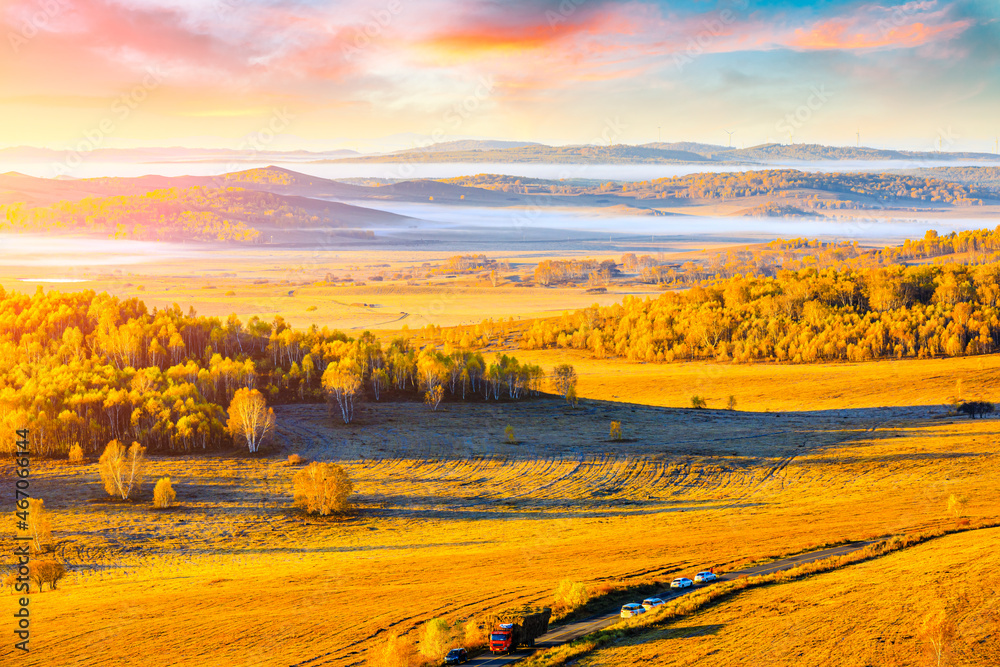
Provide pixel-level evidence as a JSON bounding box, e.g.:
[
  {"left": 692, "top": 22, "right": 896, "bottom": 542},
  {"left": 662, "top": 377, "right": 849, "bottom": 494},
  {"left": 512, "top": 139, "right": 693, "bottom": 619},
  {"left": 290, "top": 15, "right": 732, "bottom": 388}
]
[{"left": 0, "top": 0, "right": 998, "bottom": 152}]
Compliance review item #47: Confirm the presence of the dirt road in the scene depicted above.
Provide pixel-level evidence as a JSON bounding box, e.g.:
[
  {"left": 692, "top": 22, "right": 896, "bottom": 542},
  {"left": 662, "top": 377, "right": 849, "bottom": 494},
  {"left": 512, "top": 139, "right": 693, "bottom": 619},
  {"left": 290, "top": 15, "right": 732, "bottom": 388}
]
[{"left": 465, "top": 541, "right": 875, "bottom": 666}]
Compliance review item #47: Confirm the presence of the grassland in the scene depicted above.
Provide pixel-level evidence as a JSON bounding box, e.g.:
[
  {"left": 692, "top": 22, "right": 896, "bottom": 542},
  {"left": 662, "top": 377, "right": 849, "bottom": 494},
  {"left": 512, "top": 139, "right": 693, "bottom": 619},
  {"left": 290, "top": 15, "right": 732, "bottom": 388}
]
[
  {"left": 512, "top": 348, "right": 1000, "bottom": 413},
  {"left": 2, "top": 352, "right": 998, "bottom": 666}
]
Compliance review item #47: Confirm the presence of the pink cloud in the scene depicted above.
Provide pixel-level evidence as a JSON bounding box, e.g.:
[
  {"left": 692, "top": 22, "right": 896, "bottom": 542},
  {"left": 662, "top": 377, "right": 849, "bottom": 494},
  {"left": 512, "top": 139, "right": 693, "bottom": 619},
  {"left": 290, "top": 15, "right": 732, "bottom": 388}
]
[{"left": 789, "top": 15, "right": 973, "bottom": 51}]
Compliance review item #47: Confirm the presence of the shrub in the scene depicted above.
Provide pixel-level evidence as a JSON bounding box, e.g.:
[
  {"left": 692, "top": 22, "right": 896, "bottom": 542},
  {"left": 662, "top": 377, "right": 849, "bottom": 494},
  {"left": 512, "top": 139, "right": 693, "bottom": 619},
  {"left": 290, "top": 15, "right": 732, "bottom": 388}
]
[
  {"left": 691, "top": 396, "right": 707, "bottom": 409},
  {"left": 367, "top": 632, "right": 418, "bottom": 667},
  {"left": 505, "top": 425, "right": 516, "bottom": 443},
  {"left": 609, "top": 421, "right": 622, "bottom": 441},
  {"left": 287, "top": 454, "right": 306, "bottom": 465},
  {"left": 68, "top": 443, "right": 85, "bottom": 463},
  {"left": 418, "top": 618, "right": 453, "bottom": 659},
  {"left": 463, "top": 617, "right": 485, "bottom": 649},
  {"left": 554, "top": 579, "right": 590, "bottom": 612},
  {"left": 293, "top": 462, "right": 353, "bottom": 516},
  {"left": 152, "top": 477, "right": 176, "bottom": 509}
]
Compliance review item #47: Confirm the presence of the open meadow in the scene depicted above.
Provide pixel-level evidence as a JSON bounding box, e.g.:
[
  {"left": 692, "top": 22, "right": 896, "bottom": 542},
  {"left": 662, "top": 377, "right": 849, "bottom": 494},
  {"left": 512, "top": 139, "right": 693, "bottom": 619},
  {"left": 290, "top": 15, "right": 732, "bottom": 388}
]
[{"left": 3, "top": 354, "right": 998, "bottom": 666}]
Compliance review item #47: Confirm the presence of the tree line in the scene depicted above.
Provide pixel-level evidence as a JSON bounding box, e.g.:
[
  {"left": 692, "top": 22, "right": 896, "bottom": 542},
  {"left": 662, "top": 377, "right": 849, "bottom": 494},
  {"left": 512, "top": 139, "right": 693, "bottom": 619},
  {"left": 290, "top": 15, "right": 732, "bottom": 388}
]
[
  {"left": 0, "top": 288, "right": 546, "bottom": 457},
  {"left": 519, "top": 262, "right": 1000, "bottom": 364}
]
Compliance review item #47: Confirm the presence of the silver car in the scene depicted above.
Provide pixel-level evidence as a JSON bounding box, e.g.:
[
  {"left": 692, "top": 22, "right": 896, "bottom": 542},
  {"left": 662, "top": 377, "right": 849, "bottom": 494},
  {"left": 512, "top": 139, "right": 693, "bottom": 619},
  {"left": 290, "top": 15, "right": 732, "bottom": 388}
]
[{"left": 620, "top": 603, "right": 646, "bottom": 618}]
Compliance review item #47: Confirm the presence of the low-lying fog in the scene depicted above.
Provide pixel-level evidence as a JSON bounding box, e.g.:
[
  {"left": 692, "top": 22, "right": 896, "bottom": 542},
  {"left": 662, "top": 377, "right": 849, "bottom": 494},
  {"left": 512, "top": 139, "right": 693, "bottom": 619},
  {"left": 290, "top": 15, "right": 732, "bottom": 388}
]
[
  {"left": 345, "top": 201, "right": 992, "bottom": 242},
  {"left": 0, "top": 235, "right": 205, "bottom": 267}
]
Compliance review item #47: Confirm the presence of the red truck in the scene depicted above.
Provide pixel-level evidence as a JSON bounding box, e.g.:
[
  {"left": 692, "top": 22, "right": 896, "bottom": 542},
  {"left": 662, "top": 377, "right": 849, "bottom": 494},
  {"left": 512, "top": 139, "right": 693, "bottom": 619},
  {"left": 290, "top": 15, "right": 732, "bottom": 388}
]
[{"left": 487, "top": 608, "right": 551, "bottom": 654}]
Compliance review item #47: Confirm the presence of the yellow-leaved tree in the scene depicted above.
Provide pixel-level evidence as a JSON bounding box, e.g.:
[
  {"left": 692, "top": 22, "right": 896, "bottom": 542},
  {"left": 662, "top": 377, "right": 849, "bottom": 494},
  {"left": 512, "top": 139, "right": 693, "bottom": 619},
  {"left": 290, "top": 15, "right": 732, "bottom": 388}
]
[
  {"left": 98, "top": 440, "right": 147, "bottom": 500},
  {"left": 226, "top": 387, "right": 275, "bottom": 453}
]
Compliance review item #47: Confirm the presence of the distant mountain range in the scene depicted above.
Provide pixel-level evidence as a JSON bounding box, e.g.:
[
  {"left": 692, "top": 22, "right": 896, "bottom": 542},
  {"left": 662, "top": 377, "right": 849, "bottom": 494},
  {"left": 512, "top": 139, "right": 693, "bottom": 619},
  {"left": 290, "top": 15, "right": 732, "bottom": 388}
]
[
  {"left": 327, "top": 142, "right": 1000, "bottom": 165},
  {"left": 389, "top": 140, "right": 545, "bottom": 153},
  {"left": 2, "top": 141, "right": 998, "bottom": 167}
]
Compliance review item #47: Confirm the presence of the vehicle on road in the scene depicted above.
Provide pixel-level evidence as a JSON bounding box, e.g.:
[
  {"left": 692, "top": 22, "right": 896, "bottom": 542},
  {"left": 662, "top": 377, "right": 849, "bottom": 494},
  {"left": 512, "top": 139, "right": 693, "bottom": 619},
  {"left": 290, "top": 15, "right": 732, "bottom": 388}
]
[
  {"left": 670, "top": 577, "right": 694, "bottom": 589},
  {"left": 487, "top": 607, "right": 551, "bottom": 654},
  {"left": 641, "top": 598, "right": 665, "bottom": 610},
  {"left": 694, "top": 571, "right": 717, "bottom": 583},
  {"left": 444, "top": 647, "right": 468, "bottom": 664},
  {"left": 620, "top": 603, "right": 646, "bottom": 618}
]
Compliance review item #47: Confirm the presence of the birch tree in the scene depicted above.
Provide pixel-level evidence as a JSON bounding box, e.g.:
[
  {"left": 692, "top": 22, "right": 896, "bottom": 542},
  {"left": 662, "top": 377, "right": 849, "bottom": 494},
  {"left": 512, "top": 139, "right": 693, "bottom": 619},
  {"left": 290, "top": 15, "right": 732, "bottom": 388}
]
[
  {"left": 98, "top": 439, "right": 147, "bottom": 500},
  {"left": 226, "top": 388, "right": 275, "bottom": 453},
  {"left": 322, "top": 363, "right": 362, "bottom": 424}
]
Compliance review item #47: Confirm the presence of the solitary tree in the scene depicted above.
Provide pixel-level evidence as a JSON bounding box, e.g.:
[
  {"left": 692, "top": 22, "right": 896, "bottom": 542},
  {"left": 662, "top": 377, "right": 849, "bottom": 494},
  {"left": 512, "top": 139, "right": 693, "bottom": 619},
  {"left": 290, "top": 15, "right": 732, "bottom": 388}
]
[
  {"left": 609, "top": 421, "right": 622, "bottom": 441},
  {"left": 919, "top": 609, "right": 956, "bottom": 667},
  {"left": 947, "top": 493, "right": 966, "bottom": 519},
  {"left": 322, "top": 363, "right": 362, "bottom": 424},
  {"left": 293, "top": 462, "right": 353, "bottom": 516},
  {"left": 98, "top": 440, "right": 147, "bottom": 500},
  {"left": 551, "top": 364, "right": 578, "bottom": 404},
  {"left": 23, "top": 498, "right": 52, "bottom": 554},
  {"left": 227, "top": 387, "right": 275, "bottom": 453}
]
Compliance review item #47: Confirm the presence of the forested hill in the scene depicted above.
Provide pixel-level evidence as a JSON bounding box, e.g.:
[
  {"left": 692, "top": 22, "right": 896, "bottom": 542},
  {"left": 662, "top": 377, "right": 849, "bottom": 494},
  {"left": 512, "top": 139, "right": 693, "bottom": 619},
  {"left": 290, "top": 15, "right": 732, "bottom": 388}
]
[{"left": 0, "top": 186, "right": 410, "bottom": 242}]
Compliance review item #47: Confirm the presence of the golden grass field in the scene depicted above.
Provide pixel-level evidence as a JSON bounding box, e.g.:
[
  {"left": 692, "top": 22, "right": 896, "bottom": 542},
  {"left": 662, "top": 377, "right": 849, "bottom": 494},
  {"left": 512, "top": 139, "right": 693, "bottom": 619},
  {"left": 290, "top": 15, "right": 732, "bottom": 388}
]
[
  {"left": 2, "top": 351, "right": 998, "bottom": 666},
  {"left": 0, "top": 244, "right": 671, "bottom": 330},
  {"left": 581, "top": 526, "right": 1000, "bottom": 666},
  {"left": 513, "top": 348, "right": 1000, "bottom": 413}
]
